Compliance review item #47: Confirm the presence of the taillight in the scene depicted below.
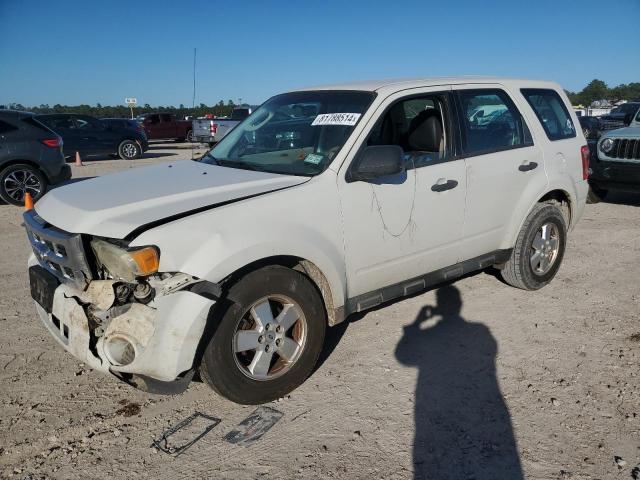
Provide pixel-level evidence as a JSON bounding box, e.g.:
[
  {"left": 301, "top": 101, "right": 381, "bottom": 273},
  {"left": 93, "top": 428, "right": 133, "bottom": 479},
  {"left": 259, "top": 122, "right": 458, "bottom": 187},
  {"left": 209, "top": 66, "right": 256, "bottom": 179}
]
[
  {"left": 41, "top": 138, "right": 61, "bottom": 148},
  {"left": 581, "top": 145, "right": 590, "bottom": 180},
  {"left": 210, "top": 123, "right": 218, "bottom": 134}
]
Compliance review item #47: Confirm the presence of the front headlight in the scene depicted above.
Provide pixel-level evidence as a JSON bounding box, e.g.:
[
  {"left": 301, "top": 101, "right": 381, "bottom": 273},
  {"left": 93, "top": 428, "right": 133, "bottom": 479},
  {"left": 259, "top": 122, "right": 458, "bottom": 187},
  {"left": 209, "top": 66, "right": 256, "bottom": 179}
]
[
  {"left": 91, "top": 239, "right": 159, "bottom": 282},
  {"left": 600, "top": 138, "right": 614, "bottom": 154}
]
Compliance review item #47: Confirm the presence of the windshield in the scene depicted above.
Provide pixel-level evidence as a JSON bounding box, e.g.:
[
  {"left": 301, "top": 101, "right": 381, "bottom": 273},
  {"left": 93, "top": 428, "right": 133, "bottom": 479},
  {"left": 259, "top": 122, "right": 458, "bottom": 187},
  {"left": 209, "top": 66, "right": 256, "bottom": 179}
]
[{"left": 202, "top": 90, "right": 375, "bottom": 176}]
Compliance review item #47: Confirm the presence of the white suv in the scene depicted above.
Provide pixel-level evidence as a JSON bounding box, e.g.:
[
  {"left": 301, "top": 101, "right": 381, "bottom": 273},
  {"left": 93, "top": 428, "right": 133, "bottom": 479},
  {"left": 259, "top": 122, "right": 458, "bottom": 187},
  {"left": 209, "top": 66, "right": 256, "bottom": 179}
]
[{"left": 24, "top": 78, "right": 589, "bottom": 404}]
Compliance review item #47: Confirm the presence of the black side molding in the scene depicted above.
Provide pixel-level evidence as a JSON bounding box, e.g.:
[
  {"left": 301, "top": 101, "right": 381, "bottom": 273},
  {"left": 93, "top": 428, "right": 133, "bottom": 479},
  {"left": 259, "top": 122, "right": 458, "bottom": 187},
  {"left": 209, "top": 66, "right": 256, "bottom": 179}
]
[{"left": 345, "top": 249, "right": 512, "bottom": 314}]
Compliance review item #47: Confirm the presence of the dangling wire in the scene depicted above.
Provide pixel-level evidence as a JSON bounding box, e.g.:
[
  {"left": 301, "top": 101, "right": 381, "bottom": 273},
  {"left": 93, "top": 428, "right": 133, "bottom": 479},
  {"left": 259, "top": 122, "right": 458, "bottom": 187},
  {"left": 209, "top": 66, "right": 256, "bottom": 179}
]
[{"left": 369, "top": 155, "right": 418, "bottom": 238}]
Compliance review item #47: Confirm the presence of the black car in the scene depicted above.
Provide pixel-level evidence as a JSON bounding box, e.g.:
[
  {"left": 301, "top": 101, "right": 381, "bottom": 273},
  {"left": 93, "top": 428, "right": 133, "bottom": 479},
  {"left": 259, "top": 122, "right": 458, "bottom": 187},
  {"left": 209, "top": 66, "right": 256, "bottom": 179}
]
[
  {"left": 37, "top": 114, "right": 148, "bottom": 160},
  {"left": 100, "top": 117, "right": 148, "bottom": 139},
  {"left": 0, "top": 110, "right": 71, "bottom": 205},
  {"left": 601, "top": 102, "right": 640, "bottom": 125},
  {"left": 578, "top": 116, "right": 603, "bottom": 140}
]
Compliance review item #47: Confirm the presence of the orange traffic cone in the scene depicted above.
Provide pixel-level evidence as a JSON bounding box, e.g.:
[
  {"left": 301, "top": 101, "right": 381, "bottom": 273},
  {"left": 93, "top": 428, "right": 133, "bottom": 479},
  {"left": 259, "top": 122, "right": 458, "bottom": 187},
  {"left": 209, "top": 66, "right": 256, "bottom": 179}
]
[
  {"left": 24, "top": 192, "right": 34, "bottom": 211},
  {"left": 75, "top": 151, "right": 84, "bottom": 166}
]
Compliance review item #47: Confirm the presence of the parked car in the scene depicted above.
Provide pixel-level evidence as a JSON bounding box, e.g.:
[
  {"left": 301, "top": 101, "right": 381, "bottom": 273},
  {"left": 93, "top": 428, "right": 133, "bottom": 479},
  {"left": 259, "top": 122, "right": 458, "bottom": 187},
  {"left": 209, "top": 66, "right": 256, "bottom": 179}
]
[
  {"left": 601, "top": 102, "right": 640, "bottom": 126},
  {"left": 588, "top": 108, "right": 640, "bottom": 202},
  {"left": 23, "top": 78, "right": 587, "bottom": 404},
  {"left": 193, "top": 106, "right": 253, "bottom": 146},
  {"left": 578, "top": 115, "right": 603, "bottom": 140},
  {"left": 101, "top": 118, "right": 148, "bottom": 140},
  {"left": 37, "top": 114, "right": 148, "bottom": 160},
  {"left": 0, "top": 110, "right": 71, "bottom": 205},
  {"left": 136, "top": 113, "right": 194, "bottom": 142}
]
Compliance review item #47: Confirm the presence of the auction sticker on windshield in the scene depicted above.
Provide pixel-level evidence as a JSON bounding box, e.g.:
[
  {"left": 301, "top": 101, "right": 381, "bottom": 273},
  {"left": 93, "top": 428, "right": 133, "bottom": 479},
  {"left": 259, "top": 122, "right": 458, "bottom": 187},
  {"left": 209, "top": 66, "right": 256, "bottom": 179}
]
[{"left": 311, "top": 113, "right": 361, "bottom": 126}]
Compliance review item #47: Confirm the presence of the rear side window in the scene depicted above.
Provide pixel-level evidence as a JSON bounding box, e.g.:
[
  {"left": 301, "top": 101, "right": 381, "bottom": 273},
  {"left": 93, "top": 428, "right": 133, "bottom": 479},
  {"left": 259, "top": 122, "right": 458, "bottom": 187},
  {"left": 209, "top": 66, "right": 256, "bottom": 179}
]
[
  {"left": 456, "top": 89, "right": 533, "bottom": 156},
  {"left": 23, "top": 116, "right": 54, "bottom": 133},
  {"left": 521, "top": 89, "right": 576, "bottom": 141},
  {"left": 0, "top": 119, "right": 18, "bottom": 134}
]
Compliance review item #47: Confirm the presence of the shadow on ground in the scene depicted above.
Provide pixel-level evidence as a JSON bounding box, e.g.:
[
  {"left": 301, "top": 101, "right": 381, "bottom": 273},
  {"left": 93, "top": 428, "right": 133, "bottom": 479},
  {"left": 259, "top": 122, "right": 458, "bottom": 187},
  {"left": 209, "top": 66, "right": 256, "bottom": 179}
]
[{"left": 394, "top": 284, "right": 523, "bottom": 480}]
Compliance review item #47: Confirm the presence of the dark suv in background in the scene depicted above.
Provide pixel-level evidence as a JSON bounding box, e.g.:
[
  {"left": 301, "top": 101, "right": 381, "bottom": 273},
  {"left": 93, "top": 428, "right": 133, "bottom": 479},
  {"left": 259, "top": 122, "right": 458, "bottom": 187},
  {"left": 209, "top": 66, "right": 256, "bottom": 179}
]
[
  {"left": 37, "top": 114, "right": 148, "bottom": 160},
  {"left": 0, "top": 110, "right": 71, "bottom": 205}
]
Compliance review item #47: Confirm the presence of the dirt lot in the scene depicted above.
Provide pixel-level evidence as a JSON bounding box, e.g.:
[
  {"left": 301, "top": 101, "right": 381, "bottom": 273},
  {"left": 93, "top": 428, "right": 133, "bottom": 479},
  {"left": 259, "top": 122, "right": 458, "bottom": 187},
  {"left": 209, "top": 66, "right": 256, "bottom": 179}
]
[{"left": 0, "top": 143, "right": 639, "bottom": 479}]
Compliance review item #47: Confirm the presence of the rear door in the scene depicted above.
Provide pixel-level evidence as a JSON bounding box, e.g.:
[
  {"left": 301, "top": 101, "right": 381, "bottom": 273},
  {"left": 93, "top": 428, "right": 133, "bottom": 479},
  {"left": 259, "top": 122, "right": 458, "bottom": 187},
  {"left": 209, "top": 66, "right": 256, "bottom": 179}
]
[
  {"left": 159, "top": 114, "right": 176, "bottom": 138},
  {"left": 454, "top": 86, "right": 547, "bottom": 259},
  {"left": 143, "top": 114, "right": 161, "bottom": 139}
]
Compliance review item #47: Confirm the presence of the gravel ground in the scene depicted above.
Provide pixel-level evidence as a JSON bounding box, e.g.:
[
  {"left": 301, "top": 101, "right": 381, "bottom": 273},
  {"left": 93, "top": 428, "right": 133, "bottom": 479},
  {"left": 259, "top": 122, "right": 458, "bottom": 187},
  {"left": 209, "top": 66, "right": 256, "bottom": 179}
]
[{"left": 0, "top": 143, "right": 639, "bottom": 479}]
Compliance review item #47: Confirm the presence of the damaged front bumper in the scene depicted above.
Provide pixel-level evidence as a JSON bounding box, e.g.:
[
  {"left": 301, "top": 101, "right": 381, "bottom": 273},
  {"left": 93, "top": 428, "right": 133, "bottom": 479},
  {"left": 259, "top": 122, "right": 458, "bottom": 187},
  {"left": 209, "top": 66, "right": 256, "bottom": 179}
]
[{"left": 28, "top": 255, "right": 215, "bottom": 393}]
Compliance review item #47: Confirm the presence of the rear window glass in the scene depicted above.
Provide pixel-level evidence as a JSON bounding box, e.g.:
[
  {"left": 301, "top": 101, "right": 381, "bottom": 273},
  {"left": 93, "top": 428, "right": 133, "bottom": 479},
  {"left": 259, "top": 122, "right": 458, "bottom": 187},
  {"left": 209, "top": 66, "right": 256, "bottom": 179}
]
[
  {"left": 0, "top": 119, "right": 18, "bottom": 134},
  {"left": 23, "top": 116, "right": 53, "bottom": 133},
  {"left": 521, "top": 89, "right": 576, "bottom": 141}
]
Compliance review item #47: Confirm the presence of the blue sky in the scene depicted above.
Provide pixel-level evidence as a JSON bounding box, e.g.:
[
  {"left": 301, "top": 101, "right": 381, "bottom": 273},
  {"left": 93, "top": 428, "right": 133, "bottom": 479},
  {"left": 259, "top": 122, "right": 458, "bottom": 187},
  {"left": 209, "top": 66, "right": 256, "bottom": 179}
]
[{"left": 1, "top": 0, "right": 639, "bottom": 107}]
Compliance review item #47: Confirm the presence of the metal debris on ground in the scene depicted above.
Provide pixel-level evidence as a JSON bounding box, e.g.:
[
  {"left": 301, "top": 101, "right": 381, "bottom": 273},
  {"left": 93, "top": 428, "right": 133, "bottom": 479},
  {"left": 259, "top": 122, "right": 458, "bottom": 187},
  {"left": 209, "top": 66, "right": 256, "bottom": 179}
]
[
  {"left": 151, "top": 412, "right": 221, "bottom": 456},
  {"left": 224, "top": 406, "right": 284, "bottom": 447}
]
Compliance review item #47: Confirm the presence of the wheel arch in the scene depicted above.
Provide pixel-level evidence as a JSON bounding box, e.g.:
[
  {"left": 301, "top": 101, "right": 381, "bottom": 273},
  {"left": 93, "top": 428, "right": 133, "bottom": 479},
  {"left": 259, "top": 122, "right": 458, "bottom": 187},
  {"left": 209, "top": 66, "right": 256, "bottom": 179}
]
[
  {"left": 502, "top": 187, "right": 574, "bottom": 251},
  {"left": 0, "top": 158, "right": 49, "bottom": 179},
  {"left": 219, "top": 255, "right": 344, "bottom": 326}
]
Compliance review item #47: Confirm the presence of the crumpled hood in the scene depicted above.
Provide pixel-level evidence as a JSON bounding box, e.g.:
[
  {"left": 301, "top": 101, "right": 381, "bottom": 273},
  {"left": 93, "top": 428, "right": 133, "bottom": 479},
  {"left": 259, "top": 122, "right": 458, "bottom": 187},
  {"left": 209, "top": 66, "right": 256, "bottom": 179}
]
[{"left": 35, "top": 161, "right": 308, "bottom": 239}]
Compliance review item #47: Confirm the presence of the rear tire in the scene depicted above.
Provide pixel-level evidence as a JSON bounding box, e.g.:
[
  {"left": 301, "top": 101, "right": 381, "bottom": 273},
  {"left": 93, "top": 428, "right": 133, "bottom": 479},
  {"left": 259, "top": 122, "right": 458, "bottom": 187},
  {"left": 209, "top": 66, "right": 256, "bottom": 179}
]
[
  {"left": 117, "top": 140, "right": 141, "bottom": 160},
  {"left": 186, "top": 130, "right": 195, "bottom": 143},
  {"left": 0, "top": 163, "right": 48, "bottom": 206},
  {"left": 500, "top": 203, "right": 567, "bottom": 290},
  {"left": 587, "top": 185, "right": 607, "bottom": 204},
  {"left": 200, "top": 266, "right": 326, "bottom": 404}
]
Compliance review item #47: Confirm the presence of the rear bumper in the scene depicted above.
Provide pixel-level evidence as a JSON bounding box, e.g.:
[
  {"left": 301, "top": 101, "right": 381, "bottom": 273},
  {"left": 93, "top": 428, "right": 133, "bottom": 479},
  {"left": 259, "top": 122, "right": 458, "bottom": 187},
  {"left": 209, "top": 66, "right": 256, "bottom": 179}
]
[
  {"left": 194, "top": 135, "right": 216, "bottom": 143},
  {"left": 47, "top": 164, "right": 72, "bottom": 185}
]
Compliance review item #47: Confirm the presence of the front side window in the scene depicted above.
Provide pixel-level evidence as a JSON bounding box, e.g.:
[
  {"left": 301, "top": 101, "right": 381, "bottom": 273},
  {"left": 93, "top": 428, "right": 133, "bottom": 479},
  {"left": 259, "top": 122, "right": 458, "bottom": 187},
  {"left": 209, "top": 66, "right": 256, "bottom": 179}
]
[
  {"left": 457, "top": 89, "right": 533, "bottom": 156},
  {"left": 203, "top": 90, "right": 375, "bottom": 176},
  {"left": 521, "top": 88, "right": 576, "bottom": 141},
  {"left": 366, "top": 94, "right": 449, "bottom": 168}
]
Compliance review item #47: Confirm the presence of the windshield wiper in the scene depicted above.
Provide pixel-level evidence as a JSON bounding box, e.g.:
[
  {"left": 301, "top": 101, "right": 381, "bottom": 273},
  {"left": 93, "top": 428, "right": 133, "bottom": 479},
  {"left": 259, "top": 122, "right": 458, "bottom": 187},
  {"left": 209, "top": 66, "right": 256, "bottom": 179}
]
[{"left": 216, "top": 159, "right": 263, "bottom": 172}]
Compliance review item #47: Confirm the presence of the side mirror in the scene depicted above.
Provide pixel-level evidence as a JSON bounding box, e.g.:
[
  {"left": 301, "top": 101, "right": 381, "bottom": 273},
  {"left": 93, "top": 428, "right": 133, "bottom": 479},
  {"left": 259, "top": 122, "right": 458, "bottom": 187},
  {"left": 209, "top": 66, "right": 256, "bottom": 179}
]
[{"left": 349, "top": 145, "right": 404, "bottom": 182}]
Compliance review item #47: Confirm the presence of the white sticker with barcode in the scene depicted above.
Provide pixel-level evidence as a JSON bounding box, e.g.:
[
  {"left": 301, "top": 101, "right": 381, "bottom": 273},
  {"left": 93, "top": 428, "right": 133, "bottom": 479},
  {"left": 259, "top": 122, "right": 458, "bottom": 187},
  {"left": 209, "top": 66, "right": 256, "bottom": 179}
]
[{"left": 311, "top": 113, "right": 361, "bottom": 126}]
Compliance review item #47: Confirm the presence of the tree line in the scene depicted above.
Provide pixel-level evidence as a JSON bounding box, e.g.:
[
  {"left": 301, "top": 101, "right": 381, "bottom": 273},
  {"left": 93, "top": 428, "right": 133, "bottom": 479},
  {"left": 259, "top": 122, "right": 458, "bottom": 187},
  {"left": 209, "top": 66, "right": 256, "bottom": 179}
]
[
  {"left": 2, "top": 100, "right": 243, "bottom": 119},
  {"left": 566, "top": 79, "right": 640, "bottom": 107}
]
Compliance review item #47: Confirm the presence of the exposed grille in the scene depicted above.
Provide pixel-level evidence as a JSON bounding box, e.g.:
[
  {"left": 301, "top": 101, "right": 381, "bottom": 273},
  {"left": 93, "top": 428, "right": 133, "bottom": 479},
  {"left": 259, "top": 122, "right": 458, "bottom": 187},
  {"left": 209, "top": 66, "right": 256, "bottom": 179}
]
[
  {"left": 24, "top": 210, "right": 92, "bottom": 289},
  {"left": 608, "top": 138, "right": 640, "bottom": 160}
]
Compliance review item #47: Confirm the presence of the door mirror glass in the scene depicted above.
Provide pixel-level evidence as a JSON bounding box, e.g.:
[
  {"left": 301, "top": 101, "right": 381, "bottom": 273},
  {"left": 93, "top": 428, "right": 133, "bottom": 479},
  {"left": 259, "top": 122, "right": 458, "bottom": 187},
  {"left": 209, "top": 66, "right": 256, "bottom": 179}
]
[{"left": 350, "top": 145, "right": 404, "bottom": 181}]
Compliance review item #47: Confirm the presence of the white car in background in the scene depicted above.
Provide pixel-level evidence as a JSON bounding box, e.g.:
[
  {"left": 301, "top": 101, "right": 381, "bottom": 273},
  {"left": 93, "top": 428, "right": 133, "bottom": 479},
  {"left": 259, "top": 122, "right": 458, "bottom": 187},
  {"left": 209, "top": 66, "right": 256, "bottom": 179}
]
[{"left": 24, "top": 77, "right": 588, "bottom": 404}]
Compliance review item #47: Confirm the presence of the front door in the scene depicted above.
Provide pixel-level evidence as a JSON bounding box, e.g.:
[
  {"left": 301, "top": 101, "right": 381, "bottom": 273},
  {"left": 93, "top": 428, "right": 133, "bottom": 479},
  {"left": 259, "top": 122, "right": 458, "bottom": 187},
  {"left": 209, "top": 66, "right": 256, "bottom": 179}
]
[{"left": 338, "top": 88, "right": 466, "bottom": 299}]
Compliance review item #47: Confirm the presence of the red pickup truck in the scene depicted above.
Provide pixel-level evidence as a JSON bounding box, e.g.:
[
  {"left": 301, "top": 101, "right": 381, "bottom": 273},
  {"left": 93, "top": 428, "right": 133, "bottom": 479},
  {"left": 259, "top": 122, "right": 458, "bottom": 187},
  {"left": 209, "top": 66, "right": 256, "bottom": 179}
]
[{"left": 137, "top": 113, "right": 195, "bottom": 142}]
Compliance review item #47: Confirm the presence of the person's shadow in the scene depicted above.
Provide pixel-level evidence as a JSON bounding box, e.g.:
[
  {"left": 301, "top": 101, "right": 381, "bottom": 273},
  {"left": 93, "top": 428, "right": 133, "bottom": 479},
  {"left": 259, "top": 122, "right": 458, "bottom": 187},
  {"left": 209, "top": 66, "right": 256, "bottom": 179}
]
[{"left": 395, "top": 285, "right": 523, "bottom": 480}]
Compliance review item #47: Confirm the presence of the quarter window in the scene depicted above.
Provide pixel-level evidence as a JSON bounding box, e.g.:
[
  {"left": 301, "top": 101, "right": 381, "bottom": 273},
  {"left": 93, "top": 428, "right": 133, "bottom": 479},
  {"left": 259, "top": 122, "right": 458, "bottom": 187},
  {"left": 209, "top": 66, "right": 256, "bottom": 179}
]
[
  {"left": 521, "top": 89, "right": 576, "bottom": 141},
  {"left": 456, "top": 89, "right": 533, "bottom": 156}
]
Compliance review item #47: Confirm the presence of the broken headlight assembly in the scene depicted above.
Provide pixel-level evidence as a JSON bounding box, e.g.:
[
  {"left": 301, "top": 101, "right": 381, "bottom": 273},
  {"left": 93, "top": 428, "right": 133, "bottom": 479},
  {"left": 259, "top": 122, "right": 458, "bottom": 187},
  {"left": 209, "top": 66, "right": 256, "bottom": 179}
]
[{"left": 90, "top": 238, "right": 159, "bottom": 283}]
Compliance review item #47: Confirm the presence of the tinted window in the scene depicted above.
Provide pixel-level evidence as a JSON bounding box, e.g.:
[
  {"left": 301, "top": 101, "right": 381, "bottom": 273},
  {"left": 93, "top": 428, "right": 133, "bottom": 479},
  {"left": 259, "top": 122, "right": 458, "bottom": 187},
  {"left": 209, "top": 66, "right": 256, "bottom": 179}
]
[
  {"left": 40, "top": 115, "right": 76, "bottom": 131},
  {"left": 457, "top": 89, "right": 533, "bottom": 155},
  {"left": 75, "top": 116, "right": 103, "bottom": 130},
  {"left": 367, "top": 94, "right": 449, "bottom": 168},
  {"left": 0, "top": 119, "right": 17, "bottom": 134},
  {"left": 160, "top": 114, "right": 173, "bottom": 122},
  {"left": 521, "top": 89, "right": 576, "bottom": 140}
]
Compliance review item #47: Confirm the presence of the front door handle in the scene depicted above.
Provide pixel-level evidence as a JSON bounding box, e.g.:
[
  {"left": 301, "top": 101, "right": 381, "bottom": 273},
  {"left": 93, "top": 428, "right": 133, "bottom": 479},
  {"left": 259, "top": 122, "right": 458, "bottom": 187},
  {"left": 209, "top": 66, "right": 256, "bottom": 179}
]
[
  {"left": 518, "top": 161, "right": 538, "bottom": 172},
  {"left": 431, "top": 179, "right": 459, "bottom": 192}
]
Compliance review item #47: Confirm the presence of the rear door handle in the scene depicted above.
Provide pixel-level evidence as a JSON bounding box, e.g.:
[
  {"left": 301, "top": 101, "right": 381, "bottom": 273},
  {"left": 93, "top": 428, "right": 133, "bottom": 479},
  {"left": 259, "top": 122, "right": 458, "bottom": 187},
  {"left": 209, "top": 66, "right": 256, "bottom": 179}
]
[
  {"left": 431, "top": 179, "right": 458, "bottom": 192},
  {"left": 518, "top": 161, "right": 538, "bottom": 172}
]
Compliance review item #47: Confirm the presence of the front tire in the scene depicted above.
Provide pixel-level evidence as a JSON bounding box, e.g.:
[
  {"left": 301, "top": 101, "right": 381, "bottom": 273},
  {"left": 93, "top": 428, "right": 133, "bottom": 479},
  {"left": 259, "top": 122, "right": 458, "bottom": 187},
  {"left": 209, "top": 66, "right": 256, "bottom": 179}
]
[
  {"left": 500, "top": 203, "right": 567, "bottom": 290},
  {"left": 200, "top": 266, "right": 326, "bottom": 404},
  {"left": 0, "top": 164, "right": 48, "bottom": 206},
  {"left": 117, "top": 140, "right": 141, "bottom": 160}
]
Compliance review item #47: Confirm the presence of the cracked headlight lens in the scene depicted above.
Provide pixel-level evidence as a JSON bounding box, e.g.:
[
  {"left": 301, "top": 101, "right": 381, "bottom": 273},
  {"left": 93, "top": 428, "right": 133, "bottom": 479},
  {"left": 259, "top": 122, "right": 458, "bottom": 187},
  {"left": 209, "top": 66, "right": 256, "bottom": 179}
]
[{"left": 91, "top": 239, "right": 159, "bottom": 282}]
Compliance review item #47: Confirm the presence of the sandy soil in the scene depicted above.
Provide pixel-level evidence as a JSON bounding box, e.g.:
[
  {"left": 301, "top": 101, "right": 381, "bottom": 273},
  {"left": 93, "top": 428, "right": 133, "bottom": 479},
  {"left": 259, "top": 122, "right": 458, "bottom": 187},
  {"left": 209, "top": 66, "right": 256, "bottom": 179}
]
[{"left": 0, "top": 143, "right": 638, "bottom": 479}]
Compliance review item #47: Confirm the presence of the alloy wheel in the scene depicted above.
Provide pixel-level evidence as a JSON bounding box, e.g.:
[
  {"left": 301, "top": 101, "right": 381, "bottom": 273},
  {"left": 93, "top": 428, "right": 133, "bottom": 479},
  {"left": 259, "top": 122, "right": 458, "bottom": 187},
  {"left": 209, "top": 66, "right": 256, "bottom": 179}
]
[
  {"left": 233, "top": 295, "right": 307, "bottom": 381},
  {"left": 530, "top": 222, "right": 560, "bottom": 275},
  {"left": 3, "top": 169, "right": 42, "bottom": 203}
]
